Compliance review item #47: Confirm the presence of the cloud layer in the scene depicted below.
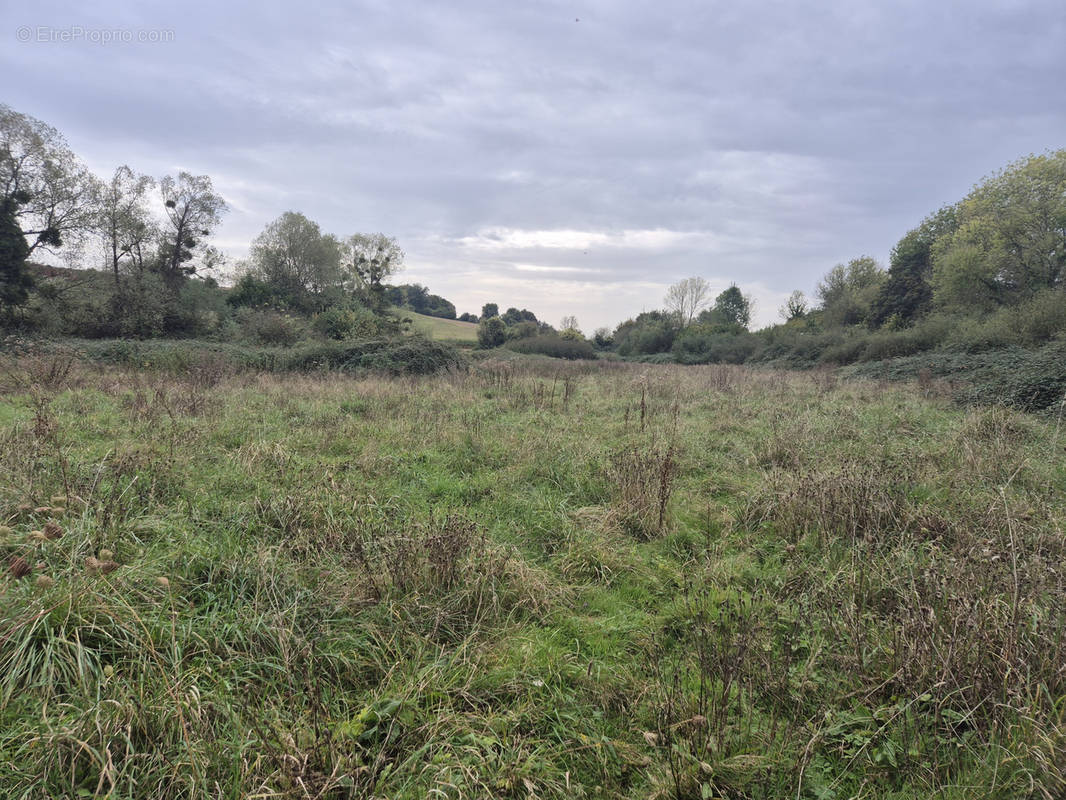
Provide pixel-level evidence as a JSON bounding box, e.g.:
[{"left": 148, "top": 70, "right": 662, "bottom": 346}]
[{"left": 5, "top": 0, "right": 1065, "bottom": 329}]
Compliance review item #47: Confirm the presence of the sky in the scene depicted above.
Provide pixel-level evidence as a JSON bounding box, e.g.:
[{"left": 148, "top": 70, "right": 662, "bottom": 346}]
[{"left": 3, "top": 0, "right": 1065, "bottom": 331}]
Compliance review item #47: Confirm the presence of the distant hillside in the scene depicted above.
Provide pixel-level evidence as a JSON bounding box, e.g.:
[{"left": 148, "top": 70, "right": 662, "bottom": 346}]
[{"left": 393, "top": 307, "right": 479, "bottom": 343}]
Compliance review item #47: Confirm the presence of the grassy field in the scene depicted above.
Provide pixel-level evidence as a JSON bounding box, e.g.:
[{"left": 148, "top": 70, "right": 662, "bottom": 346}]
[
  {"left": 1, "top": 354, "right": 1064, "bottom": 798},
  {"left": 394, "top": 308, "right": 480, "bottom": 343}
]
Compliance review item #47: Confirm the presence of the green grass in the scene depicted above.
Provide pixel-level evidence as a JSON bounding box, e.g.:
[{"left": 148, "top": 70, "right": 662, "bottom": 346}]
[
  {"left": 394, "top": 307, "right": 479, "bottom": 343},
  {"left": 0, "top": 355, "right": 1063, "bottom": 798}
]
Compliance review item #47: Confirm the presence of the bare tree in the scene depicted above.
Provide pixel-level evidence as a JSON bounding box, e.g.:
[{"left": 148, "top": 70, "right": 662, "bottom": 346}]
[
  {"left": 560, "top": 314, "right": 580, "bottom": 332},
  {"left": 664, "top": 276, "right": 710, "bottom": 327}
]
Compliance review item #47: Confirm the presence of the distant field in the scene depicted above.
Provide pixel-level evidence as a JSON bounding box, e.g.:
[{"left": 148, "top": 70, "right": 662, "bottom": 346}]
[{"left": 393, "top": 307, "right": 479, "bottom": 343}]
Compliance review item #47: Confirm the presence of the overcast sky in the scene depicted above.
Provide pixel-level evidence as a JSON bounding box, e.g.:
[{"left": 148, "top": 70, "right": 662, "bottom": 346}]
[{"left": 4, "top": 0, "right": 1065, "bottom": 330}]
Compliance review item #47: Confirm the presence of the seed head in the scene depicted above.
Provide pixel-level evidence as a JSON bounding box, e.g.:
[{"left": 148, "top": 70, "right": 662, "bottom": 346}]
[{"left": 8, "top": 556, "right": 31, "bottom": 579}]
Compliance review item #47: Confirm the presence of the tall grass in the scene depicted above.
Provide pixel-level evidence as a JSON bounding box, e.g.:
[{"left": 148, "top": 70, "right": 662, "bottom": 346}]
[{"left": 0, "top": 355, "right": 1063, "bottom": 797}]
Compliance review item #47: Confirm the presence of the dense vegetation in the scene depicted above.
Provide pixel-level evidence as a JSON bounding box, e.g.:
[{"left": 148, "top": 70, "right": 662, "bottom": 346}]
[
  {"left": 605, "top": 151, "right": 1066, "bottom": 400},
  {"left": 4, "top": 103, "right": 1064, "bottom": 405},
  {"left": 1, "top": 353, "right": 1063, "bottom": 798}
]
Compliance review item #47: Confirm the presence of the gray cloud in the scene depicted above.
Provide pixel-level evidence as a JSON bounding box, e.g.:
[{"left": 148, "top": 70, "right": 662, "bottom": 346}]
[{"left": 4, "top": 0, "right": 1065, "bottom": 329}]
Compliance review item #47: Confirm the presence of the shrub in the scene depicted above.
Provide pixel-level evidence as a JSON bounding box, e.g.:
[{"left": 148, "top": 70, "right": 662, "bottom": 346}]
[
  {"left": 283, "top": 336, "right": 466, "bottom": 376},
  {"left": 504, "top": 334, "right": 597, "bottom": 360},
  {"left": 311, "top": 306, "right": 387, "bottom": 340},
  {"left": 236, "top": 308, "right": 304, "bottom": 346},
  {"left": 673, "top": 326, "right": 760, "bottom": 364},
  {"left": 477, "top": 316, "right": 506, "bottom": 348}
]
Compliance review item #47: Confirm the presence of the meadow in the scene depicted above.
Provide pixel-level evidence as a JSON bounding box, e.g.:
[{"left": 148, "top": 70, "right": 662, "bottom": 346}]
[
  {"left": 0, "top": 353, "right": 1063, "bottom": 799},
  {"left": 394, "top": 309, "right": 480, "bottom": 345}
]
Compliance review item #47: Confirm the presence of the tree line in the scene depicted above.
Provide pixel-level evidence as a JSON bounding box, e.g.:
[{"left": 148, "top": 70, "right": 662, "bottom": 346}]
[
  {"left": 3, "top": 102, "right": 1063, "bottom": 366},
  {"left": 0, "top": 104, "right": 420, "bottom": 344},
  {"left": 604, "top": 149, "right": 1066, "bottom": 365}
]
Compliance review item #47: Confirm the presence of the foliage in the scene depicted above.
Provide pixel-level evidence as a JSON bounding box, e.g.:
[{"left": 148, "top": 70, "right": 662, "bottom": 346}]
[
  {"left": 245, "top": 211, "right": 344, "bottom": 312},
  {"left": 700, "top": 284, "right": 752, "bottom": 329},
  {"left": 477, "top": 315, "right": 506, "bottom": 348},
  {"left": 779, "top": 289, "right": 808, "bottom": 321},
  {"left": 0, "top": 103, "right": 99, "bottom": 257},
  {"left": 673, "top": 324, "right": 760, "bottom": 364},
  {"left": 870, "top": 205, "right": 958, "bottom": 327},
  {"left": 817, "top": 255, "right": 886, "bottom": 327},
  {"left": 157, "top": 172, "right": 227, "bottom": 288},
  {"left": 385, "top": 283, "right": 456, "bottom": 319},
  {"left": 504, "top": 333, "right": 597, "bottom": 360},
  {"left": 932, "top": 150, "right": 1066, "bottom": 311},
  {"left": 0, "top": 197, "right": 32, "bottom": 318},
  {"left": 345, "top": 233, "right": 404, "bottom": 311},
  {"left": 613, "top": 310, "right": 677, "bottom": 356},
  {"left": 311, "top": 305, "right": 389, "bottom": 340}
]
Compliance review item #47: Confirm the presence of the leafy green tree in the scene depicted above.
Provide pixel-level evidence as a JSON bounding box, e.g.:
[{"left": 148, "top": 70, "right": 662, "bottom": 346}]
[
  {"left": 931, "top": 151, "right": 1066, "bottom": 311},
  {"left": 247, "top": 212, "right": 343, "bottom": 312},
  {"left": 477, "top": 315, "right": 506, "bottom": 348},
  {"left": 700, "top": 284, "right": 752, "bottom": 329},
  {"left": 502, "top": 307, "right": 539, "bottom": 325},
  {"left": 817, "top": 256, "right": 886, "bottom": 327},
  {"left": 0, "top": 196, "right": 32, "bottom": 320},
  {"left": 592, "top": 326, "right": 613, "bottom": 349},
  {"left": 870, "top": 205, "right": 958, "bottom": 327},
  {"left": 481, "top": 303, "right": 499, "bottom": 319},
  {"left": 613, "top": 311, "right": 676, "bottom": 356}
]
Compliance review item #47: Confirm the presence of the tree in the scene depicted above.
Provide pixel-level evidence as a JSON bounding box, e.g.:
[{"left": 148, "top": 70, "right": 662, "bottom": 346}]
[
  {"left": 0, "top": 104, "right": 100, "bottom": 257},
  {"left": 158, "top": 172, "right": 227, "bottom": 289},
  {"left": 478, "top": 315, "right": 506, "bottom": 348},
  {"left": 612, "top": 310, "right": 677, "bottom": 356},
  {"left": 779, "top": 290, "right": 808, "bottom": 321},
  {"left": 931, "top": 151, "right": 1066, "bottom": 311},
  {"left": 343, "top": 233, "right": 403, "bottom": 311},
  {"left": 559, "top": 315, "right": 581, "bottom": 336},
  {"left": 702, "top": 284, "right": 752, "bottom": 329},
  {"left": 870, "top": 205, "right": 958, "bottom": 327},
  {"left": 481, "top": 303, "right": 499, "bottom": 319},
  {"left": 0, "top": 196, "right": 32, "bottom": 319},
  {"left": 458, "top": 312, "right": 478, "bottom": 323},
  {"left": 96, "top": 165, "right": 156, "bottom": 285},
  {"left": 592, "top": 326, "right": 613, "bottom": 349},
  {"left": 664, "top": 276, "right": 710, "bottom": 327},
  {"left": 248, "top": 212, "right": 343, "bottom": 311},
  {"left": 817, "top": 256, "right": 885, "bottom": 327}
]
